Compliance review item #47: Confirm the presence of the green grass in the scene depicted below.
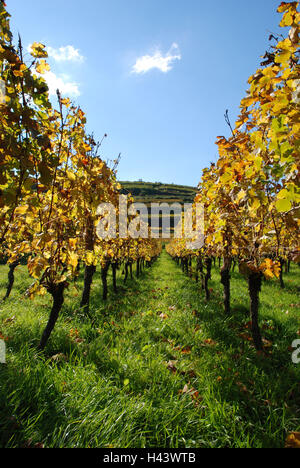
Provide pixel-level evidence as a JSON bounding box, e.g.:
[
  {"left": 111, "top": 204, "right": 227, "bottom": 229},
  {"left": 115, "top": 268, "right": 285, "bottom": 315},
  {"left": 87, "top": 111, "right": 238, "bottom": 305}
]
[{"left": 0, "top": 251, "right": 299, "bottom": 448}]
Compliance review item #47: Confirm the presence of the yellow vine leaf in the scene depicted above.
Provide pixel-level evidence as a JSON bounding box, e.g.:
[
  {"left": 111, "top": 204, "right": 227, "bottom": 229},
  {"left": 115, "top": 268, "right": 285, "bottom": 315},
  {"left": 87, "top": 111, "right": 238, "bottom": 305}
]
[
  {"left": 260, "top": 259, "right": 281, "bottom": 279},
  {"left": 250, "top": 199, "right": 261, "bottom": 213},
  {"left": 68, "top": 253, "right": 78, "bottom": 271},
  {"left": 85, "top": 251, "right": 95, "bottom": 266},
  {"left": 30, "top": 42, "right": 48, "bottom": 58},
  {"left": 66, "top": 170, "right": 76, "bottom": 182},
  {"left": 35, "top": 59, "right": 50, "bottom": 74},
  {"left": 15, "top": 205, "right": 29, "bottom": 215},
  {"left": 28, "top": 257, "right": 49, "bottom": 279}
]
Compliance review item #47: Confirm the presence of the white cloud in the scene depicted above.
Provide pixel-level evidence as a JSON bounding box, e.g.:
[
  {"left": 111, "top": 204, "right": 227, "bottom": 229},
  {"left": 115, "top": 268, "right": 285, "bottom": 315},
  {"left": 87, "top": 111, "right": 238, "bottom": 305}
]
[
  {"left": 47, "top": 45, "right": 84, "bottom": 63},
  {"left": 42, "top": 71, "right": 80, "bottom": 97},
  {"left": 27, "top": 43, "right": 82, "bottom": 97},
  {"left": 132, "top": 43, "right": 181, "bottom": 74}
]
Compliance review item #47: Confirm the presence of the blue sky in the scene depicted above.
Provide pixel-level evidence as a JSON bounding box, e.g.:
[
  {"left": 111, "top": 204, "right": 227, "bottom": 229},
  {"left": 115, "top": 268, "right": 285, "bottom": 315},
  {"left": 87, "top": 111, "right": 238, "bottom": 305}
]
[{"left": 8, "top": 0, "right": 283, "bottom": 187}]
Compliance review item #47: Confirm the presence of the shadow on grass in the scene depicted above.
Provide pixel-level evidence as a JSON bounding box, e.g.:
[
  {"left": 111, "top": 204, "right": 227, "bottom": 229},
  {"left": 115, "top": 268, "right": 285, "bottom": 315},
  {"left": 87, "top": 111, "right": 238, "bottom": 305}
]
[
  {"left": 173, "top": 261, "right": 300, "bottom": 447},
  {"left": 0, "top": 346, "right": 65, "bottom": 447}
]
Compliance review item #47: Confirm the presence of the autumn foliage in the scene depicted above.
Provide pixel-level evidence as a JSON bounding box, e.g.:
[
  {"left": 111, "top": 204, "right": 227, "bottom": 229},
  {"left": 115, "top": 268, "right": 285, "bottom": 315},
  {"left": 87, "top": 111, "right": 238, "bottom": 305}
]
[
  {"left": 0, "top": 2, "right": 161, "bottom": 349},
  {"left": 167, "top": 1, "right": 300, "bottom": 350}
]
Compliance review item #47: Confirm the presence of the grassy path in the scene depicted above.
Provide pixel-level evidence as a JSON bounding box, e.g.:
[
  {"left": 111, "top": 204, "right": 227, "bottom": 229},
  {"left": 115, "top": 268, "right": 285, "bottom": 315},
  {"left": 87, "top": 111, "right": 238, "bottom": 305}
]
[{"left": 0, "top": 250, "right": 299, "bottom": 447}]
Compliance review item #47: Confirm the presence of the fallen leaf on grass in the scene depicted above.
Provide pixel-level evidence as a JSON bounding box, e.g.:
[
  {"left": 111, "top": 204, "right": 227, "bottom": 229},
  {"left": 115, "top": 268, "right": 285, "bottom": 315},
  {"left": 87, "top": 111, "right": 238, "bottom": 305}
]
[
  {"left": 178, "top": 384, "right": 203, "bottom": 406},
  {"left": 69, "top": 328, "right": 85, "bottom": 344},
  {"left": 263, "top": 400, "right": 273, "bottom": 407},
  {"left": 159, "top": 313, "right": 168, "bottom": 320},
  {"left": 0, "top": 332, "right": 8, "bottom": 341},
  {"left": 181, "top": 346, "right": 192, "bottom": 354},
  {"left": 69, "top": 328, "right": 79, "bottom": 338},
  {"left": 239, "top": 333, "right": 253, "bottom": 342},
  {"left": 179, "top": 384, "right": 190, "bottom": 394},
  {"left": 236, "top": 381, "right": 249, "bottom": 394},
  {"left": 74, "top": 338, "right": 84, "bottom": 344},
  {"left": 23, "top": 439, "right": 44, "bottom": 448},
  {"left": 166, "top": 360, "right": 178, "bottom": 374},
  {"left": 172, "top": 345, "right": 191, "bottom": 354},
  {"left": 3, "top": 316, "right": 15, "bottom": 325},
  {"left": 262, "top": 338, "right": 273, "bottom": 348},
  {"left": 201, "top": 339, "right": 217, "bottom": 347},
  {"left": 186, "top": 370, "right": 197, "bottom": 378},
  {"left": 285, "top": 432, "right": 300, "bottom": 448}
]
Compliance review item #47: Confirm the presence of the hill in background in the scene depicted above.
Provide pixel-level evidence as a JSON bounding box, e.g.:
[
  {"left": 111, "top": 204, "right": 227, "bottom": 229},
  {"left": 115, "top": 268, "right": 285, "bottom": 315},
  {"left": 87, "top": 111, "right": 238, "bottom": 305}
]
[
  {"left": 119, "top": 181, "right": 198, "bottom": 205},
  {"left": 119, "top": 181, "right": 198, "bottom": 237}
]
